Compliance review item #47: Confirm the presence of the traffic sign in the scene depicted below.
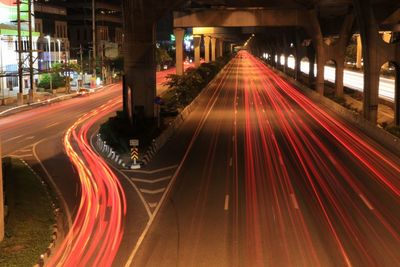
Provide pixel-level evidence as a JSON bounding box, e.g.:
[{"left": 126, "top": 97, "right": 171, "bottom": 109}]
[
  {"left": 130, "top": 139, "right": 139, "bottom": 147},
  {"left": 131, "top": 147, "right": 139, "bottom": 161}
]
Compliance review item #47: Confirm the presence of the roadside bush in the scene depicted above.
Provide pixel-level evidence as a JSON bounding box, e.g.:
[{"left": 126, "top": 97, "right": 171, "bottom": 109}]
[{"left": 38, "top": 73, "right": 65, "bottom": 90}]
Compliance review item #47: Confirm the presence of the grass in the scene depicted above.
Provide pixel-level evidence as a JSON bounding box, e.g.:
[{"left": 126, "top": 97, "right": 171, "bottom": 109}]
[{"left": 0, "top": 158, "right": 55, "bottom": 267}]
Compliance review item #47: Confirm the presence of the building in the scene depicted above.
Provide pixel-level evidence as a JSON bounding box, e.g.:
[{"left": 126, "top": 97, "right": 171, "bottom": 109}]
[
  {"left": 34, "top": 0, "right": 70, "bottom": 71},
  {"left": 0, "top": 0, "right": 39, "bottom": 102}
]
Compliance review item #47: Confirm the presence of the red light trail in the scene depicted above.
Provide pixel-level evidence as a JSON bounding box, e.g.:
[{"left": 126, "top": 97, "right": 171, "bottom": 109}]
[
  {"left": 47, "top": 98, "right": 126, "bottom": 267},
  {"left": 238, "top": 51, "right": 400, "bottom": 266}
]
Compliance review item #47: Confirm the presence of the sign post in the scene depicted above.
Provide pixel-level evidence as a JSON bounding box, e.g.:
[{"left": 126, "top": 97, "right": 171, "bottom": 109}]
[{"left": 129, "top": 139, "right": 140, "bottom": 169}]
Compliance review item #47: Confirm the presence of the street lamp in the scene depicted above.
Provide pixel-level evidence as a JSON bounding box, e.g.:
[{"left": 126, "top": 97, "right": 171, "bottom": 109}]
[
  {"left": 45, "top": 35, "right": 53, "bottom": 92},
  {"left": 57, "top": 39, "right": 61, "bottom": 63}
]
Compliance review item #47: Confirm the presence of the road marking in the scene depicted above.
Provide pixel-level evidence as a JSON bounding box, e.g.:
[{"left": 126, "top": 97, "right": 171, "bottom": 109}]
[
  {"left": 229, "top": 157, "right": 233, "bottom": 167},
  {"left": 359, "top": 194, "right": 374, "bottom": 210},
  {"left": 45, "top": 122, "right": 60, "bottom": 129},
  {"left": 131, "top": 176, "right": 171, "bottom": 184},
  {"left": 124, "top": 165, "right": 178, "bottom": 174},
  {"left": 148, "top": 202, "right": 158, "bottom": 209},
  {"left": 17, "top": 136, "right": 34, "bottom": 143},
  {"left": 4, "top": 134, "right": 24, "bottom": 142},
  {"left": 140, "top": 188, "right": 166, "bottom": 194},
  {"left": 232, "top": 136, "right": 235, "bottom": 142},
  {"left": 32, "top": 140, "right": 73, "bottom": 230},
  {"left": 14, "top": 154, "right": 33, "bottom": 158},
  {"left": 290, "top": 193, "right": 300, "bottom": 210},
  {"left": 224, "top": 194, "right": 230, "bottom": 211}
]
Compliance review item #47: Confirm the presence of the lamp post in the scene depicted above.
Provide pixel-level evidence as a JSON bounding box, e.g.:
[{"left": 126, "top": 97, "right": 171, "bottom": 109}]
[{"left": 45, "top": 36, "right": 53, "bottom": 93}]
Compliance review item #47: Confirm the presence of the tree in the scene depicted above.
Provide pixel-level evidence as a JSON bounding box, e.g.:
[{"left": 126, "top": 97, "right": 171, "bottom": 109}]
[{"left": 156, "top": 47, "right": 172, "bottom": 68}]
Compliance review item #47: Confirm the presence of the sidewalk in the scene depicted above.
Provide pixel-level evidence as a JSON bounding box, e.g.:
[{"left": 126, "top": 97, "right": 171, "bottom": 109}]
[{"left": 0, "top": 86, "right": 105, "bottom": 117}]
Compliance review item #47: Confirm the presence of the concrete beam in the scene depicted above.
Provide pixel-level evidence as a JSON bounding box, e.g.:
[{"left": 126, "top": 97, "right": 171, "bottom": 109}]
[{"left": 174, "top": 9, "right": 305, "bottom": 28}]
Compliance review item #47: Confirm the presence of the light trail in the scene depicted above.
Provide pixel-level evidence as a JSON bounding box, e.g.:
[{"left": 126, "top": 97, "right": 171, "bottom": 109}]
[
  {"left": 238, "top": 51, "right": 400, "bottom": 266},
  {"left": 47, "top": 98, "right": 126, "bottom": 267}
]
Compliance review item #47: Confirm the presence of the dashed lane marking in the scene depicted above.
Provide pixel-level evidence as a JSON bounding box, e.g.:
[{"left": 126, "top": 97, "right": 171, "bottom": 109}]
[
  {"left": 4, "top": 134, "right": 24, "bottom": 143},
  {"left": 224, "top": 194, "right": 230, "bottom": 211},
  {"left": 45, "top": 122, "right": 60, "bottom": 129},
  {"left": 290, "top": 193, "right": 300, "bottom": 210},
  {"left": 359, "top": 194, "right": 374, "bottom": 210}
]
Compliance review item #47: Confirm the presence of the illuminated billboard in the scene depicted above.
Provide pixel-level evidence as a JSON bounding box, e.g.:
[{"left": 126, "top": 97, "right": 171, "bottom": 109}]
[{"left": 0, "top": 0, "right": 29, "bottom": 28}]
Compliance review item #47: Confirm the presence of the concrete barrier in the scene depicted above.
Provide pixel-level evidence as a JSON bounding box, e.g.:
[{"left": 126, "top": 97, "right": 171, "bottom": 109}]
[{"left": 269, "top": 65, "right": 400, "bottom": 157}]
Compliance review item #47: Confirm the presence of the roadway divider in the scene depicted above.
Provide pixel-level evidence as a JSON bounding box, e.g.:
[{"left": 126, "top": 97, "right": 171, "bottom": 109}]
[
  {"left": 140, "top": 63, "right": 230, "bottom": 165},
  {"left": 95, "top": 134, "right": 127, "bottom": 168},
  {"left": 266, "top": 62, "right": 400, "bottom": 157}
]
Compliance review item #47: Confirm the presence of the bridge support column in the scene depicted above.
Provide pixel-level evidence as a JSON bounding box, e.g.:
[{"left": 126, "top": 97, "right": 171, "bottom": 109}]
[
  {"left": 194, "top": 35, "right": 201, "bottom": 68},
  {"left": 335, "top": 59, "right": 345, "bottom": 97},
  {"left": 356, "top": 34, "right": 362, "bottom": 69},
  {"left": 123, "top": 17, "right": 156, "bottom": 120},
  {"left": 218, "top": 39, "right": 224, "bottom": 57},
  {"left": 308, "top": 47, "right": 316, "bottom": 88},
  {"left": 211, "top": 37, "right": 217, "bottom": 61},
  {"left": 204, "top": 36, "right": 211, "bottom": 63},
  {"left": 174, "top": 28, "right": 185, "bottom": 75}
]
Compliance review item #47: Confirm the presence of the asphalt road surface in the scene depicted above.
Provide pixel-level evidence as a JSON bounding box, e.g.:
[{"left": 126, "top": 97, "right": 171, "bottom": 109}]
[
  {"left": 130, "top": 51, "right": 400, "bottom": 267},
  {"left": 0, "top": 84, "right": 122, "bottom": 241}
]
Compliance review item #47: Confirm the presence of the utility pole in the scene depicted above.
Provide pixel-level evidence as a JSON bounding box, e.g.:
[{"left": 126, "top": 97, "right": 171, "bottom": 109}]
[
  {"left": 0, "top": 140, "right": 4, "bottom": 242},
  {"left": 17, "top": 0, "right": 24, "bottom": 106},
  {"left": 28, "top": 0, "right": 35, "bottom": 103},
  {"left": 92, "top": 0, "right": 96, "bottom": 78}
]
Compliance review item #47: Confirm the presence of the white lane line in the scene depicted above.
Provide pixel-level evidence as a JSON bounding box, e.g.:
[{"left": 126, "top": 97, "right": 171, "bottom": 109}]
[
  {"left": 140, "top": 188, "right": 166, "bottom": 194},
  {"left": 359, "top": 194, "right": 374, "bottom": 210},
  {"left": 14, "top": 154, "right": 33, "bottom": 158},
  {"left": 148, "top": 202, "right": 158, "bottom": 209},
  {"left": 232, "top": 136, "right": 235, "bottom": 142},
  {"left": 229, "top": 157, "right": 233, "bottom": 167},
  {"left": 4, "top": 134, "right": 24, "bottom": 143},
  {"left": 124, "top": 165, "right": 178, "bottom": 174},
  {"left": 131, "top": 176, "right": 171, "bottom": 184},
  {"left": 224, "top": 194, "right": 230, "bottom": 211},
  {"left": 17, "top": 136, "right": 35, "bottom": 143},
  {"left": 290, "top": 193, "right": 300, "bottom": 210},
  {"left": 45, "top": 122, "right": 60, "bottom": 129},
  {"left": 32, "top": 140, "right": 73, "bottom": 229}
]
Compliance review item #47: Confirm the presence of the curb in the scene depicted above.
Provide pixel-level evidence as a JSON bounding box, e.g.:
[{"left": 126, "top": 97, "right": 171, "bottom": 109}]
[{"left": 95, "top": 134, "right": 128, "bottom": 169}]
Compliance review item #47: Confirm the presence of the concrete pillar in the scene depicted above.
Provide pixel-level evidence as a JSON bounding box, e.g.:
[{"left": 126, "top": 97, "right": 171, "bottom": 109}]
[
  {"left": 308, "top": 52, "right": 315, "bottom": 87},
  {"left": 356, "top": 34, "right": 362, "bottom": 69},
  {"left": 211, "top": 37, "right": 217, "bottom": 61},
  {"left": 124, "top": 17, "right": 156, "bottom": 120},
  {"left": 295, "top": 54, "right": 302, "bottom": 81},
  {"left": 335, "top": 60, "right": 345, "bottom": 97},
  {"left": 354, "top": 0, "right": 381, "bottom": 124},
  {"left": 174, "top": 28, "right": 185, "bottom": 75},
  {"left": 204, "top": 36, "right": 211, "bottom": 63},
  {"left": 193, "top": 35, "right": 201, "bottom": 68},
  {"left": 218, "top": 39, "right": 224, "bottom": 57},
  {"left": 315, "top": 47, "right": 325, "bottom": 95}
]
